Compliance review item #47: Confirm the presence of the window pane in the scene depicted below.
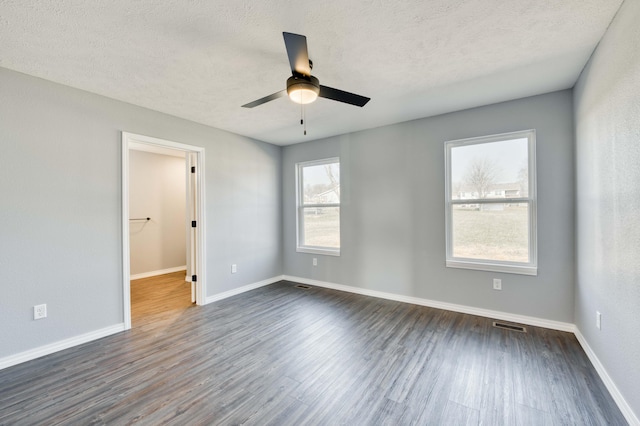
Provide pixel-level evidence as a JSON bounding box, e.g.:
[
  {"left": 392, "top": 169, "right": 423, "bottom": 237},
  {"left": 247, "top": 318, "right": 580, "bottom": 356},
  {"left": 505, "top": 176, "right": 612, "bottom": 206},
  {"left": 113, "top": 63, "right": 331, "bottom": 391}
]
[
  {"left": 452, "top": 203, "right": 529, "bottom": 262},
  {"left": 303, "top": 163, "right": 340, "bottom": 205},
  {"left": 451, "top": 138, "right": 528, "bottom": 200},
  {"left": 302, "top": 207, "right": 340, "bottom": 248}
]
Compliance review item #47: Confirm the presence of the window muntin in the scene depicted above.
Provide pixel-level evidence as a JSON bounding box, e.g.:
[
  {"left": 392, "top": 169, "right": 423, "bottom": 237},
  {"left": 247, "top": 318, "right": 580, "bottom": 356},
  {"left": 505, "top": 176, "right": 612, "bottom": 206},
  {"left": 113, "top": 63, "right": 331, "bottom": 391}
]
[
  {"left": 296, "top": 158, "right": 340, "bottom": 255},
  {"left": 445, "top": 130, "right": 537, "bottom": 275}
]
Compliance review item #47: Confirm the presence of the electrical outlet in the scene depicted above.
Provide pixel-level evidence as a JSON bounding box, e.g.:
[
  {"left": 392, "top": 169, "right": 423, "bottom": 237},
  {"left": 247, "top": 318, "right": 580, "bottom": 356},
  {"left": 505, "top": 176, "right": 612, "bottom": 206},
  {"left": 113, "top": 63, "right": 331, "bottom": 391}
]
[
  {"left": 34, "top": 304, "right": 47, "bottom": 320},
  {"left": 493, "top": 279, "right": 502, "bottom": 290},
  {"left": 313, "top": 258, "right": 317, "bottom": 266},
  {"left": 596, "top": 311, "right": 602, "bottom": 330},
  {"left": 231, "top": 264, "right": 237, "bottom": 274}
]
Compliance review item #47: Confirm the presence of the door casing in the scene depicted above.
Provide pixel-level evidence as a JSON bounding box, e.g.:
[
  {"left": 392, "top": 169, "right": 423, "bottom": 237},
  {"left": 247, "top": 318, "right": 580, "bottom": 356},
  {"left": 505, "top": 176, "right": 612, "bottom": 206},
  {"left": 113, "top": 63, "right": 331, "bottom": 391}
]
[{"left": 121, "top": 132, "right": 206, "bottom": 329}]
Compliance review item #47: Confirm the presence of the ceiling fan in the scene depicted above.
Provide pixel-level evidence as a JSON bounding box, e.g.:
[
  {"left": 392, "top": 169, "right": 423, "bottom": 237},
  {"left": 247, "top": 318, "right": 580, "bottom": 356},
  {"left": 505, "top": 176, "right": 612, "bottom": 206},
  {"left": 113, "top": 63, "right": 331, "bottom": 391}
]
[{"left": 241, "top": 32, "right": 370, "bottom": 109}]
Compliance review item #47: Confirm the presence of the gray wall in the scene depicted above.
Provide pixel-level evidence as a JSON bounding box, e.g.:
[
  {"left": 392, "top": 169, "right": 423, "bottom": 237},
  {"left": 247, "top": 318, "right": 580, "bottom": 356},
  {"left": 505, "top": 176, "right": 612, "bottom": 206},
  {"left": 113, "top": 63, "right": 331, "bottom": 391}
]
[
  {"left": 574, "top": 0, "right": 640, "bottom": 416},
  {"left": 283, "top": 90, "right": 575, "bottom": 323},
  {"left": 0, "top": 67, "right": 282, "bottom": 358},
  {"left": 129, "top": 150, "right": 186, "bottom": 276}
]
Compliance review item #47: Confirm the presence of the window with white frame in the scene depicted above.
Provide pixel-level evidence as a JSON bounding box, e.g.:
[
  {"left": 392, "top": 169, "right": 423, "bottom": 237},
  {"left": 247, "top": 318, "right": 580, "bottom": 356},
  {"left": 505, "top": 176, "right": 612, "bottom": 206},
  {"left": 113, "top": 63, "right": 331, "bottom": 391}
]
[
  {"left": 296, "top": 158, "right": 340, "bottom": 255},
  {"left": 445, "top": 130, "right": 537, "bottom": 275}
]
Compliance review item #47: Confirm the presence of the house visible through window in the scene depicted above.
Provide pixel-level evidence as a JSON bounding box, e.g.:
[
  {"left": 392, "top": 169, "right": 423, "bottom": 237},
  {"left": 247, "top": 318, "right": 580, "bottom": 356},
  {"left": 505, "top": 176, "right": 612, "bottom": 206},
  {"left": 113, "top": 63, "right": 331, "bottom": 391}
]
[
  {"left": 296, "top": 158, "right": 340, "bottom": 255},
  {"left": 445, "top": 130, "right": 537, "bottom": 275}
]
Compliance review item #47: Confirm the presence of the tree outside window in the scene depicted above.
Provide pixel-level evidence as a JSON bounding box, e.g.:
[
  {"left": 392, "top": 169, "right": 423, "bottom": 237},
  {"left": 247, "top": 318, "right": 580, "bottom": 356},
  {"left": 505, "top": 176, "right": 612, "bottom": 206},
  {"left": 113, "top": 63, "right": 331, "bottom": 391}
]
[
  {"left": 296, "top": 158, "right": 340, "bottom": 255},
  {"left": 445, "top": 130, "right": 537, "bottom": 275}
]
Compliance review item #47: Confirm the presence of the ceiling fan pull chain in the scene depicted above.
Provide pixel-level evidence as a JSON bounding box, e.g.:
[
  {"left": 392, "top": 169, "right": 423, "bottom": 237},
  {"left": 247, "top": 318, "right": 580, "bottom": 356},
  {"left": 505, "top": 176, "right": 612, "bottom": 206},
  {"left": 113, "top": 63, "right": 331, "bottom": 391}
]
[{"left": 304, "top": 106, "right": 307, "bottom": 136}]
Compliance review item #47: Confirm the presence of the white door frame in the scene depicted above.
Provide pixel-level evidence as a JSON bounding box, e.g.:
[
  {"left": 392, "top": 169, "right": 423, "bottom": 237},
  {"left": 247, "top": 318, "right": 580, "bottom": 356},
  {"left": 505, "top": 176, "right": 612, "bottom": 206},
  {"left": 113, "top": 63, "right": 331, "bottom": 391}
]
[{"left": 121, "top": 132, "right": 207, "bottom": 330}]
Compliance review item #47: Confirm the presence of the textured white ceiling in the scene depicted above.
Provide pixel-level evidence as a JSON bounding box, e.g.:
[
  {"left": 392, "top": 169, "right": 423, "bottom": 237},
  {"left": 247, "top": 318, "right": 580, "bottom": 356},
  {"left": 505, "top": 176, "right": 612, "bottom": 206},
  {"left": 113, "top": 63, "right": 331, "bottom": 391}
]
[{"left": 0, "top": 0, "right": 623, "bottom": 145}]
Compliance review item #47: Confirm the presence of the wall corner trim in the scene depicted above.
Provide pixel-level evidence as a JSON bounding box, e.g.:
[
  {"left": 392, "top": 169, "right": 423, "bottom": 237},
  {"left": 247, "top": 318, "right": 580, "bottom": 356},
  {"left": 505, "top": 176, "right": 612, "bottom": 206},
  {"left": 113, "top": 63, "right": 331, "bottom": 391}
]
[
  {"left": 574, "top": 328, "right": 640, "bottom": 426},
  {"left": 282, "top": 275, "right": 574, "bottom": 332},
  {"left": 0, "top": 324, "right": 125, "bottom": 371},
  {"left": 205, "top": 275, "right": 285, "bottom": 304}
]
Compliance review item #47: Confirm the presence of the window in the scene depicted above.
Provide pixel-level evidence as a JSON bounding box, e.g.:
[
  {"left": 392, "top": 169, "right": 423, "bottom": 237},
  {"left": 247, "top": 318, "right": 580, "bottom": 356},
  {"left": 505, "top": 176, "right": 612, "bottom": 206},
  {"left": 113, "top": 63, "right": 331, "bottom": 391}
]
[
  {"left": 296, "top": 158, "right": 340, "bottom": 255},
  {"left": 445, "top": 130, "right": 537, "bottom": 275}
]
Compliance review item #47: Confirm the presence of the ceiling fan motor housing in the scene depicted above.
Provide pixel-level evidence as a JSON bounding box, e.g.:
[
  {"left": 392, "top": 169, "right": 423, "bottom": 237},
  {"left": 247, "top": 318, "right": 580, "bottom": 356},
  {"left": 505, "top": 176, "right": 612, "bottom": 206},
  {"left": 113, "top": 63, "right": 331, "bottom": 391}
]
[
  {"left": 241, "top": 33, "right": 369, "bottom": 108},
  {"left": 287, "top": 75, "right": 320, "bottom": 104}
]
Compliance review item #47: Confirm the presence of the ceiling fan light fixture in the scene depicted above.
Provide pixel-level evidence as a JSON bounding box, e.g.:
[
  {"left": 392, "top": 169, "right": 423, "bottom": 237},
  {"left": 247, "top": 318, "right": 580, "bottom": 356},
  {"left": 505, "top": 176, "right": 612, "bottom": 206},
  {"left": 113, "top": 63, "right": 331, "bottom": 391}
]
[
  {"left": 287, "top": 75, "right": 320, "bottom": 104},
  {"left": 241, "top": 33, "right": 370, "bottom": 109},
  {"left": 288, "top": 87, "right": 318, "bottom": 104}
]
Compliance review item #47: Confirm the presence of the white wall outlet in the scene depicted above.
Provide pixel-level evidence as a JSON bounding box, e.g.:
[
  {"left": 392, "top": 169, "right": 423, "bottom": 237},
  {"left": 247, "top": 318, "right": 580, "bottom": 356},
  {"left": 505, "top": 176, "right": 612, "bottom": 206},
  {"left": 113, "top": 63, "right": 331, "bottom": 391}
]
[
  {"left": 313, "top": 258, "right": 317, "bottom": 266},
  {"left": 493, "top": 279, "right": 502, "bottom": 290},
  {"left": 231, "top": 264, "right": 237, "bottom": 274},
  {"left": 596, "top": 311, "right": 602, "bottom": 330},
  {"left": 34, "top": 304, "right": 47, "bottom": 320}
]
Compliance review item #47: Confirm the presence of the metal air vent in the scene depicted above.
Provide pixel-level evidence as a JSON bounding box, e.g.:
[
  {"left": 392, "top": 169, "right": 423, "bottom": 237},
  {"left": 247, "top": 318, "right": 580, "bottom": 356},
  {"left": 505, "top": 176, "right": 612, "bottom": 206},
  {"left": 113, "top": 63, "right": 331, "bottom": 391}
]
[{"left": 492, "top": 321, "right": 527, "bottom": 333}]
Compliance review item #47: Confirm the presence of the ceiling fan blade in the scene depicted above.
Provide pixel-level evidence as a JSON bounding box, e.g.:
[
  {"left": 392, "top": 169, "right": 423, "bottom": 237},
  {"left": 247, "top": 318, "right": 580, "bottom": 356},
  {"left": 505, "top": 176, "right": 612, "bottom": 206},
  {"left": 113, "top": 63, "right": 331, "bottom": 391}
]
[
  {"left": 319, "top": 85, "right": 370, "bottom": 107},
  {"left": 241, "top": 90, "right": 287, "bottom": 108},
  {"left": 283, "top": 32, "right": 311, "bottom": 76}
]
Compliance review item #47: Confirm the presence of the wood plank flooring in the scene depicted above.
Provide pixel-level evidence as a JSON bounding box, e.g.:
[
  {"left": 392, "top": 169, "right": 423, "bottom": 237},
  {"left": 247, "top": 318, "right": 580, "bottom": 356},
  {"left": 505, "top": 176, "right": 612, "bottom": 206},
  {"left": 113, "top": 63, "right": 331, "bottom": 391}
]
[
  {"left": 130, "top": 271, "right": 193, "bottom": 327},
  {"left": 0, "top": 280, "right": 627, "bottom": 425}
]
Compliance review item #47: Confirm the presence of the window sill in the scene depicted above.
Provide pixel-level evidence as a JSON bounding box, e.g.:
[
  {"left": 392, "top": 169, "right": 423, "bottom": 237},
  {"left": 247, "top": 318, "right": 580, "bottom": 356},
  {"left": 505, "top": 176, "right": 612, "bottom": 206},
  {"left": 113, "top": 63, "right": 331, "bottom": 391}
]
[
  {"left": 446, "top": 259, "right": 537, "bottom": 276},
  {"left": 297, "top": 247, "right": 340, "bottom": 257}
]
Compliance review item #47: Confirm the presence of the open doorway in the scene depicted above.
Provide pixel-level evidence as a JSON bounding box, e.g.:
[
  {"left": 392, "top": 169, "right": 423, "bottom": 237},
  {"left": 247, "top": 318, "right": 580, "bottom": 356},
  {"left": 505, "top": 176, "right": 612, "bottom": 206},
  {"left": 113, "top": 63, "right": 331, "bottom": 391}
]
[{"left": 121, "top": 132, "right": 206, "bottom": 330}]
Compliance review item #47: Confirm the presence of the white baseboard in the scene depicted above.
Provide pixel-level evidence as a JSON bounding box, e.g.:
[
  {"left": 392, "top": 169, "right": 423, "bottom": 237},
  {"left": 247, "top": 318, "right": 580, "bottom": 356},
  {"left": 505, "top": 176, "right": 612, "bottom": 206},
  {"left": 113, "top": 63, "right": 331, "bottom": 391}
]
[
  {"left": 574, "top": 329, "right": 639, "bottom": 426},
  {"left": 3, "top": 275, "right": 634, "bottom": 424},
  {"left": 282, "top": 275, "right": 575, "bottom": 332},
  {"left": 283, "top": 275, "right": 640, "bottom": 422},
  {"left": 205, "top": 275, "right": 285, "bottom": 304},
  {"left": 0, "top": 323, "right": 125, "bottom": 371},
  {"left": 130, "top": 265, "right": 187, "bottom": 280}
]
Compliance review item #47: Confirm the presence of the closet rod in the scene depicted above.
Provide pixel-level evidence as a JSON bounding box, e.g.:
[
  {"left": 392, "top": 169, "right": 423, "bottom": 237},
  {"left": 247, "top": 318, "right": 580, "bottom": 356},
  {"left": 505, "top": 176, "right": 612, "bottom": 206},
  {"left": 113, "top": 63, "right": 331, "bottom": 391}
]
[{"left": 130, "top": 217, "right": 151, "bottom": 221}]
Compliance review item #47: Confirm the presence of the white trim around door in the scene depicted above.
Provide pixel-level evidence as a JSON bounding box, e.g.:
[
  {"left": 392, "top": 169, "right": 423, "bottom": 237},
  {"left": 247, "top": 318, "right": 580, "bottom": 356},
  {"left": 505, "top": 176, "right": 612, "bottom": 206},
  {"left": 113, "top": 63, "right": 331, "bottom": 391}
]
[{"left": 121, "top": 132, "right": 207, "bottom": 330}]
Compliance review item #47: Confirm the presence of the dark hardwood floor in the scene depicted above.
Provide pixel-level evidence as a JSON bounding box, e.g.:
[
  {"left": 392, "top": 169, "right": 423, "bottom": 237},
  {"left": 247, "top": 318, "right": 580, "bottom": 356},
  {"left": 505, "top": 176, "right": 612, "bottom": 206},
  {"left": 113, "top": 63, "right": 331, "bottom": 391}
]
[{"left": 0, "top": 280, "right": 627, "bottom": 425}]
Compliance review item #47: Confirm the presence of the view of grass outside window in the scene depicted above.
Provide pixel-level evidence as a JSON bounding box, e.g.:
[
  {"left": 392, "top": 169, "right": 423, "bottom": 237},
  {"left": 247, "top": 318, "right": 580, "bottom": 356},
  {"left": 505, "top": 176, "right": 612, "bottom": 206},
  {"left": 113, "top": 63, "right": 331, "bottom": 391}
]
[
  {"left": 445, "top": 130, "right": 537, "bottom": 275},
  {"left": 297, "top": 158, "right": 340, "bottom": 255}
]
